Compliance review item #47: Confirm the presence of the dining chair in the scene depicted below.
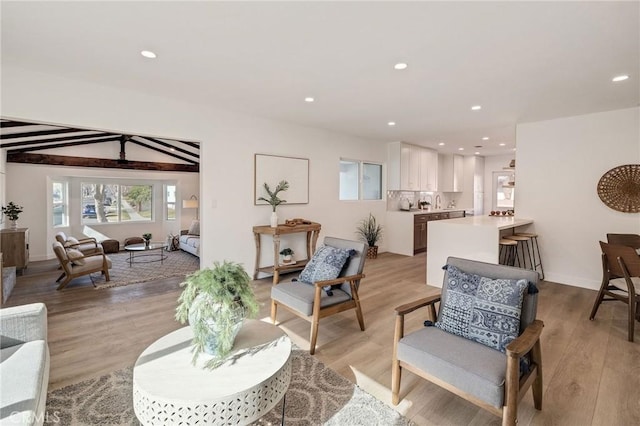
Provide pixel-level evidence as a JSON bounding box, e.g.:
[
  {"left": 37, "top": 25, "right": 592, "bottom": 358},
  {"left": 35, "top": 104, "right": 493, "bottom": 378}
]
[{"left": 589, "top": 241, "right": 640, "bottom": 342}]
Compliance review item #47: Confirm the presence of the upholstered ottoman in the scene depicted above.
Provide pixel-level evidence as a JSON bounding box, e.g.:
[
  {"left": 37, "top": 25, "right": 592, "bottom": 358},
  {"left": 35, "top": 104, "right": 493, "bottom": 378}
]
[
  {"left": 124, "top": 237, "right": 144, "bottom": 247},
  {"left": 101, "top": 239, "right": 120, "bottom": 253}
]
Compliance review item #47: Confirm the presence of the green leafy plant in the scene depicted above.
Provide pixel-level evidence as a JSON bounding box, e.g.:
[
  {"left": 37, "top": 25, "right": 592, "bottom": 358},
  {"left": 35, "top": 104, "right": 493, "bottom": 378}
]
[
  {"left": 279, "top": 248, "right": 294, "bottom": 256},
  {"left": 1, "top": 201, "right": 23, "bottom": 221},
  {"left": 258, "top": 180, "right": 289, "bottom": 212},
  {"left": 176, "top": 261, "right": 259, "bottom": 369},
  {"left": 142, "top": 233, "right": 152, "bottom": 241},
  {"left": 356, "top": 213, "right": 383, "bottom": 247}
]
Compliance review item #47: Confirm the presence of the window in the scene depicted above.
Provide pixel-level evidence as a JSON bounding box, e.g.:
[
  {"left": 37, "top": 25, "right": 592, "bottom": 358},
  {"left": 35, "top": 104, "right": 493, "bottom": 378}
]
[
  {"left": 339, "top": 160, "right": 383, "bottom": 201},
  {"left": 52, "top": 181, "right": 69, "bottom": 227},
  {"left": 81, "top": 182, "right": 153, "bottom": 224},
  {"left": 165, "top": 184, "right": 176, "bottom": 221}
]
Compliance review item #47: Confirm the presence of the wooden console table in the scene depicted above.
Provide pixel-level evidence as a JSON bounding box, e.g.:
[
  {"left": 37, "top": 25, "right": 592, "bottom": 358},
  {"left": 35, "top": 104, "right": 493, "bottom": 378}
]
[{"left": 253, "top": 222, "right": 321, "bottom": 284}]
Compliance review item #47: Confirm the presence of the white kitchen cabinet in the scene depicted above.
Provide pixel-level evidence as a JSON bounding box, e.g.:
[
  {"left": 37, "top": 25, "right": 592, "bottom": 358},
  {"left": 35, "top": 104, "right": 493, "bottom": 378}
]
[
  {"left": 388, "top": 142, "right": 437, "bottom": 191},
  {"left": 420, "top": 148, "right": 438, "bottom": 191},
  {"left": 439, "top": 154, "right": 465, "bottom": 192}
]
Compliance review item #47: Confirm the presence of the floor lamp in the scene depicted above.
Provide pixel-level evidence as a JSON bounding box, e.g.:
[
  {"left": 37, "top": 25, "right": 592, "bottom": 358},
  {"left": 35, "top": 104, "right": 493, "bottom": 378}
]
[{"left": 182, "top": 195, "right": 199, "bottom": 220}]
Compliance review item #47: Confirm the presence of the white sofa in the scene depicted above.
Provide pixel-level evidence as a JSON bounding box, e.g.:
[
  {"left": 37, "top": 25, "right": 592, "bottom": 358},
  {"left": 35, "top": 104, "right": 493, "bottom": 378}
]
[
  {"left": 0, "top": 303, "right": 50, "bottom": 426},
  {"left": 179, "top": 220, "right": 200, "bottom": 257}
]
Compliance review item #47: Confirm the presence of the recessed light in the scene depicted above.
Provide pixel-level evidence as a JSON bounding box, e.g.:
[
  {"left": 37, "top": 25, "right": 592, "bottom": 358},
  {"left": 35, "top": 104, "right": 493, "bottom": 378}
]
[
  {"left": 170, "top": 148, "right": 175, "bottom": 152},
  {"left": 475, "top": 152, "right": 480, "bottom": 155},
  {"left": 458, "top": 147, "right": 464, "bottom": 151},
  {"left": 388, "top": 121, "right": 396, "bottom": 126},
  {"left": 482, "top": 136, "right": 489, "bottom": 140},
  {"left": 471, "top": 105, "right": 482, "bottom": 111},
  {"left": 513, "top": 148, "right": 517, "bottom": 151},
  {"left": 394, "top": 63, "right": 408, "bottom": 70},
  {"left": 438, "top": 142, "right": 445, "bottom": 146},
  {"left": 304, "top": 97, "right": 315, "bottom": 103},
  {"left": 140, "top": 50, "right": 156, "bottom": 59},
  {"left": 499, "top": 143, "right": 506, "bottom": 146},
  {"left": 612, "top": 75, "right": 629, "bottom": 82}
]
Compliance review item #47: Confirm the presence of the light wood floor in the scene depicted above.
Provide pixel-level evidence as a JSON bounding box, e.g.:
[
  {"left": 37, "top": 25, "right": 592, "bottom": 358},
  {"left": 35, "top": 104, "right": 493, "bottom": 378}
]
[{"left": 5, "top": 253, "right": 639, "bottom": 425}]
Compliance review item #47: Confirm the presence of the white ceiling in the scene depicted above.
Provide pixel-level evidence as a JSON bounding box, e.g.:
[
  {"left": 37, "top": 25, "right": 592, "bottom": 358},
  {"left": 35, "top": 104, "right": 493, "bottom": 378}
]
[{"left": 1, "top": 1, "right": 638, "bottom": 156}]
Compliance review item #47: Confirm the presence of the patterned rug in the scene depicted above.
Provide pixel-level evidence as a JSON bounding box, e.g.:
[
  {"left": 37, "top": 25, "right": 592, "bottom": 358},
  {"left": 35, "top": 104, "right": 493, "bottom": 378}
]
[
  {"left": 45, "top": 349, "right": 412, "bottom": 425},
  {"left": 92, "top": 250, "right": 199, "bottom": 290}
]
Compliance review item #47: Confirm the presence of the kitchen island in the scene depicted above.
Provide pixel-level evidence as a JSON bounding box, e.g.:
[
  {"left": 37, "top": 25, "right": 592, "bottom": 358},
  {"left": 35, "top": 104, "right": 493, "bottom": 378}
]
[
  {"left": 426, "top": 215, "right": 534, "bottom": 287},
  {"left": 386, "top": 209, "right": 467, "bottom": 256}
]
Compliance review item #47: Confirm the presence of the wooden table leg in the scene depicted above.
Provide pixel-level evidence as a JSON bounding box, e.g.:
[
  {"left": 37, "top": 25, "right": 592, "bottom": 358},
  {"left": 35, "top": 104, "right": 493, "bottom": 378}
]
[
  {"left": 253, "top": 232, "right": 260, "bottom": 280},
  {"left": 273, "top": 234, "right": 281, "bottom": 284}
]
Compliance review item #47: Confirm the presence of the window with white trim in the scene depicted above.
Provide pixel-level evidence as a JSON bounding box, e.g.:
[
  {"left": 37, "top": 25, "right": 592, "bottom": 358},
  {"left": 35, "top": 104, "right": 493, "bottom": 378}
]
[
  {"left": 52, "top": 181, "right": 69, "bottom": 227},
  {"left": 81, "top": 182, "right": 153, "bottom": 224},
  {"left": 339, "top": 160, "right": 383, "bottom": 201}
]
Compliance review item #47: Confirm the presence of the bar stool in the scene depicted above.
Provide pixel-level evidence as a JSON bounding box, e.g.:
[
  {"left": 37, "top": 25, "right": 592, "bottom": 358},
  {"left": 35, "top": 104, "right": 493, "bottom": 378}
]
[
  {"left": 504, "top": 234, "right": 534, "bottom": 271},
  {"left": 514, "top": 232, "right": 544, "bottom": 280},
  {"left": 499, "top": 238, "right": 518, "bottom": 266}
]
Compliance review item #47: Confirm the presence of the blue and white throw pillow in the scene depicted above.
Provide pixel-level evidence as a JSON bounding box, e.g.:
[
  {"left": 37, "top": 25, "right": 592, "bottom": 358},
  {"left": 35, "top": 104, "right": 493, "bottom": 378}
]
[
  {"left": 436, "top": 265, "right": 528, "bottom": 353},
  {"left": 299, "top": 245, "right": 351, "bottom": 287}
]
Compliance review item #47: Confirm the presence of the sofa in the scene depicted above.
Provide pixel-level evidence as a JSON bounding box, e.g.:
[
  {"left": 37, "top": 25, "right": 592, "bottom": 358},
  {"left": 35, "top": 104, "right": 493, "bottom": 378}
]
[
  {"left": 179, "top": 220, "right": 200, "bottom": 257},
  {"left": 0, "top": 303, "right": 50, "bottom": 426}
]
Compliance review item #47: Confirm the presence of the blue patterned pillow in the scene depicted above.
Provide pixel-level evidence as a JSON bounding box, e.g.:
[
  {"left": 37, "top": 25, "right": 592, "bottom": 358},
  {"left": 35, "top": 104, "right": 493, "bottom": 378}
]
[
  {"left": 299, "top": 245, "right": 351, "bottom": 285},
  {"left": 436, "top": 265, "right": 528, "bottom": 353}
]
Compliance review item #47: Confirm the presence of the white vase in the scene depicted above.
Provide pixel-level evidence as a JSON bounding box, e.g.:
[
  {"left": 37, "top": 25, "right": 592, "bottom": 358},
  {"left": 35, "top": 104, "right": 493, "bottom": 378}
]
[
  {"left": 188, "top": 294, "right": 245, "bottom": 358},
  {"left": 10, "top": 220, "right": 17, "bottom": 230},
  {"left": 270, "top": 212, "right": 278, "bottom": 227}
]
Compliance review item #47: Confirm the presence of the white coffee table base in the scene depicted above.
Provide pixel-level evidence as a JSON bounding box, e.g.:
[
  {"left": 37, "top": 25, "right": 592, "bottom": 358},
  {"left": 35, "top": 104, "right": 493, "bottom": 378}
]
[{"left": 133, "top": 321, "right": 292, "bottom": 425}]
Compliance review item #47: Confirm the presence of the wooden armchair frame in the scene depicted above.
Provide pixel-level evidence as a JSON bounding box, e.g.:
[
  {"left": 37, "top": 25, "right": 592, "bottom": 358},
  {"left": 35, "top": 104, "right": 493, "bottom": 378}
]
[
  {"left": 271, "top": 273, "right": 365, "bottom": 355},
  {"left": 53, "top": 242, "right": 111, "bottom": 290},
  {"left": 55, "top": 231, "right": 102, "bottom": 255},
  {"left": 392, "top": 266, "right": 543, "bottom": 426}
]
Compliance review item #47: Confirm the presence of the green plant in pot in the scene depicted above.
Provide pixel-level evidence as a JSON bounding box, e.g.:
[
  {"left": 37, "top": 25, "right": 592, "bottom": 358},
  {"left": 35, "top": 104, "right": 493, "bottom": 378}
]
[
  {"left": 142, "top": 233, "right": 152, "bottom": 247},
  {"left": 356, "top": 213, "right": 383, "bottom": 259},
  {"left": 279, "top": 247, "right": 294, "bottom": 263},
  {"left": 2, "top": 201, "right": 23, "bottom": 230},
  {"left": 258, "top": 180, "right": 289, "bottom": 227},
  {"left": 176, "top": 261, "right": 259, "bottom": 369}
]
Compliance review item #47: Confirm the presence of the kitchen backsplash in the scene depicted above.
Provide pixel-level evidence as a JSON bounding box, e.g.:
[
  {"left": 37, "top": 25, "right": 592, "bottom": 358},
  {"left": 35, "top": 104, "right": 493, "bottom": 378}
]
[{"left": 387, "top": 190, "right": 463, "bottom": 211}]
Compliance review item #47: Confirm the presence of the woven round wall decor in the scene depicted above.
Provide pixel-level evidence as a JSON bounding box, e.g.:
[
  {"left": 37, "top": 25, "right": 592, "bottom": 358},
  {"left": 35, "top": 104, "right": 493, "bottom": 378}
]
[{"left": 597, "top": 164, "right": 640, "bottom": 213}]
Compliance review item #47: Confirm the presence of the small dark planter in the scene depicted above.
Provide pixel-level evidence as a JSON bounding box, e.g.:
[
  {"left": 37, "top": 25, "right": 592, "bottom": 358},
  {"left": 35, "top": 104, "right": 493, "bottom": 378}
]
[{"left": 366, "top": 245, "right": 379, "bottom": 259}]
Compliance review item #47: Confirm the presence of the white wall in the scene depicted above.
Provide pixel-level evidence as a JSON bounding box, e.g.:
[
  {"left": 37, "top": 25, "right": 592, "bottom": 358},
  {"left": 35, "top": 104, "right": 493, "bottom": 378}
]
[
  {"left": 1, "top": 65, "right": 387, "bottom": 273},
  {"left": 517, "top": 107, "right": 640, "bottom": 289}
]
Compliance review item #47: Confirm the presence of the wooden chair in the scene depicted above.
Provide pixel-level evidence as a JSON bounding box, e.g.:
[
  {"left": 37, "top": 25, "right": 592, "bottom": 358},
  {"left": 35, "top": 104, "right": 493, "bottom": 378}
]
[
  {"left": 589, "top": 241, "right": 640, "bottom": 342},
  {"left": 607, "top": 233, "right": 640, "bottom": 249},
  {"left": 55, "top": 231, "right": 103, "bottom": 255},
  {"left": 52, "top": 241, "right": 112, "bottom": 290},
  {"left": 392, "top": 257, "right": 543, "bottom": 426},
  {"left": 270, "top": 237, "right": 367, "bottom": 355}
]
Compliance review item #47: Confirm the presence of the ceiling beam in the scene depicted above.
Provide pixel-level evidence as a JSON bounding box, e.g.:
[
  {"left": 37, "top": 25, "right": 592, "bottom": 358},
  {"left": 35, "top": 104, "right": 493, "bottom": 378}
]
[
  {"left": 130, "top": 139, "right": 198, "bottom": 164},
  {"left": 7, "top": 136, "right": 119, "bottom": 153},
  {"left": 0, "top": 121, "right": 35, "bottom": 128},
  {"left": 176, "top": 140, "right": 200, "bottom": 149},
  {"left": 0, "top": 128, "right": 96, "bottom": 140},
  {"left": 133, "top": 136, "right": 199, "bottom": 159},
  {"left": 6, "top": 153, "right": 199, "bottom": 173},
  {"left": 0, "top": 133, "right": 118, "bottom": 149}
]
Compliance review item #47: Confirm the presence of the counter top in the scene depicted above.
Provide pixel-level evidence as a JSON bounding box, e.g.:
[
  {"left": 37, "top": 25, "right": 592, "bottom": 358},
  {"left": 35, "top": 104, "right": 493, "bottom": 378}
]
[
  {"left": 389, "top": 208, "right": 467, "bottom": 215},
  {"left": 434, "top": 215, "right": 533, "bottom": 230}
]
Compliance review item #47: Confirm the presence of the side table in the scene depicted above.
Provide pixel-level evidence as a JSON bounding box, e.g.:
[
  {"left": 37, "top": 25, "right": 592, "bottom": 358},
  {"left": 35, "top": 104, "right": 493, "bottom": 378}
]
[
  {"left": 253, "top": 222, "right": 321, "bottom": 284},
  {"left": 133, "top": 320, "right": 292, "bottom": 425}
]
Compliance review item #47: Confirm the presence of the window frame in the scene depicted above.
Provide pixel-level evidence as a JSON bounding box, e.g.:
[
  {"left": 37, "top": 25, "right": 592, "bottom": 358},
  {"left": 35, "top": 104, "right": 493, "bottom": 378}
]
[
  {"left": 80, "top": 181, "right": 155, "bottom": 225},
  {"left": 339, "top": 158, "right": 383, "bottom": 201},
  {"left": 52, "top": 180, "right": 69, "bottom": 228}
]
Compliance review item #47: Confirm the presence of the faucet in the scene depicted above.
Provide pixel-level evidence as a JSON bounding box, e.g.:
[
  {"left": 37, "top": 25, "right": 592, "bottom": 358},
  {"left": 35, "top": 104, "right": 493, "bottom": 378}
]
[{"left": 435, "top": 194, "right": 441, "bottom": 210}]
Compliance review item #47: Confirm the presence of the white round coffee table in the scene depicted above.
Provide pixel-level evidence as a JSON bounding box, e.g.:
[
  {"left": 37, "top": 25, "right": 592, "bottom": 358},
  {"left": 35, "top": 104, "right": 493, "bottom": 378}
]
[{"left": 133, "top": 320, "right": 292, "bottom": 425}]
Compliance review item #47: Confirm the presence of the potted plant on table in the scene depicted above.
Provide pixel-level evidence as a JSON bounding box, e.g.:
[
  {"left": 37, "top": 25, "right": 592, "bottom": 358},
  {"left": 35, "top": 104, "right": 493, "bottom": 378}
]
[
  {"left": 142, "top": 233, "right": 152, "bottom": 248},
  {"left": 258, "top": 180, "right": 289, "bottom": 227},
  {"left": 279, "top": 248, "right": 295, "bottom": 263},
  {"left": 176, "top": 261, "right": 259, "bottom": 369},
  {"left": 1, "top": 201, "right": 23, "bottom": 230},
  {"left": 356, "top": 213, "right": 383, "bottom": 259}
]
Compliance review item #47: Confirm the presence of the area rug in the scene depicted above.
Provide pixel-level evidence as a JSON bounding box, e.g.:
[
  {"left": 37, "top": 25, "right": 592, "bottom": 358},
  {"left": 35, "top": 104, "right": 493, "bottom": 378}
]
[
  {"left": 91, "top": 250, "right": 199, "bottom": 290},
  {"left": 45, "top": 349, "right": 412, "bottom": 425}
]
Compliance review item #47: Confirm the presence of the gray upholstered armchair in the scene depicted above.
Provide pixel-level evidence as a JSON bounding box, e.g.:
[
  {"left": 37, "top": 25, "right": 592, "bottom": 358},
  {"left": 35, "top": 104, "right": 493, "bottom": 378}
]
[
  {"left": 0, "top": 303, "right": 50, "bottom": 426},
  {"left": 270, "top": 237, "right": 367, "bottom": 355},
  {"left": 392, "top": 257, "right": 543, "bottom": 426}
]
